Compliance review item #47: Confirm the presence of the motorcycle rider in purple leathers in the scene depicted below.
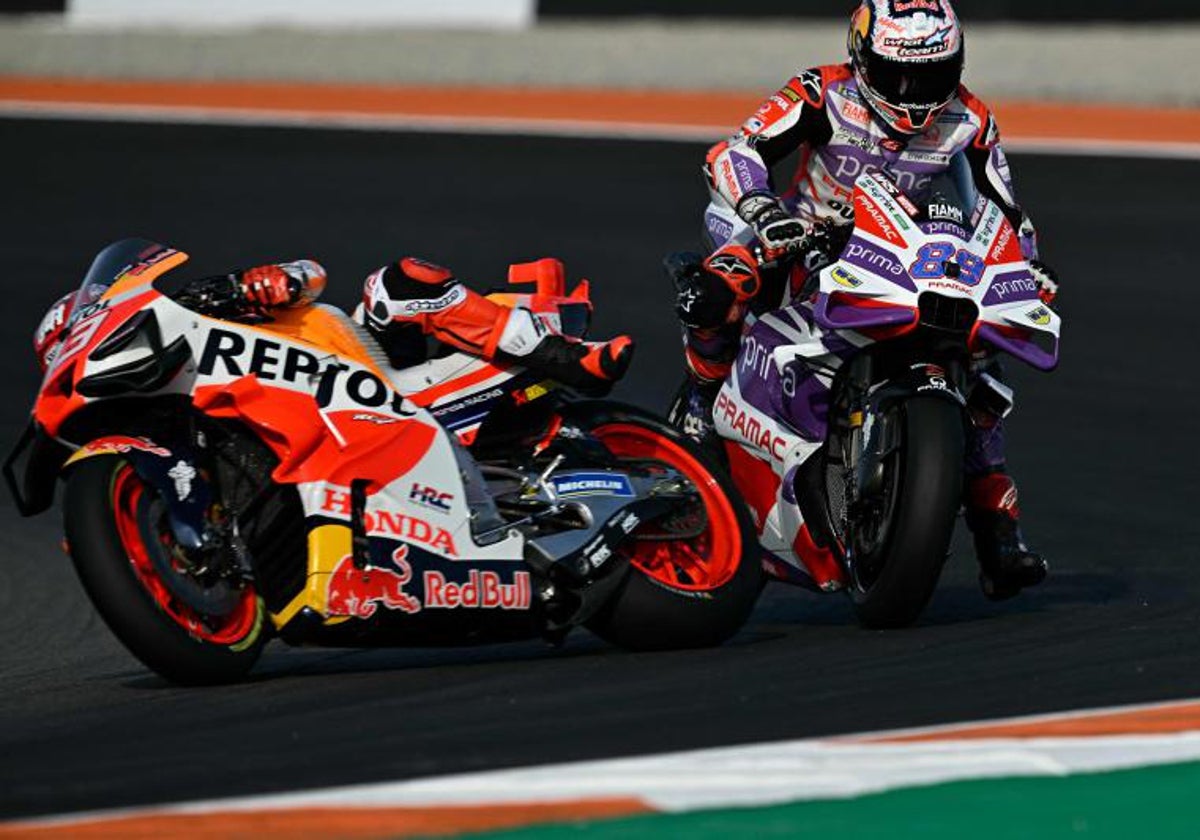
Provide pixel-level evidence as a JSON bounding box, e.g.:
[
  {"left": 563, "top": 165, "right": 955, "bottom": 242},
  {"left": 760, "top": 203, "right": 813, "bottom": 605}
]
[{"left": 669, "top": 0, "right": 1057, "bottom": 599}]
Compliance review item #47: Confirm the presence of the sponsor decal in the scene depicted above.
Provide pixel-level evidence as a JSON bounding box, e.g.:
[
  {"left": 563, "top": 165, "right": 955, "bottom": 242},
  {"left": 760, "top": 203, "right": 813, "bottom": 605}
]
[
  {"left": 925, "top": 220, "right": 967, "bottom": 236},
  {"left": 845, "top": 241, "right": 906, "bottom": 277},
  {"left": 581, "top": 535, "right": 613, "bottom": 571},
  {"left": 739, "top": 333, "right": 774, "bottom": 382},
  {"left": 326, "top": 546, "right": 420, "bottom": 618},
  {"left": 732, "top": 154, "right": 763, "bottom": 193},
  {"left": 973, "top": 204, "right": 1002, "bottom": 248},
  {"left": 322, "top": 489, "right": 458, "bottom": 555},
  {"left": 796, "top": 69, "right": 824, "bottom": 106},
  {"left": 890, "top": 0, "right": 943, "bottom": 14},
  {"left": 167, "top": 460, "right": 196, "bottom": 500},
  {"left": 719, "top": 157, "right": 740, "bottom": 199},
  {"left": 988, "top": 222, "right": 1016, "bottom": 262},
  {"left": 928, "top": 202, "right": 965, "bottom": 224},
  {"left": 715, "top": 391, "right": 787, "bottom": 463},
  {"left": 398, "top": 285, "right": 466, "bottom": 315},
  {"left": 744, "top": 117, "right": 765, "bottom": 134},
  {"left": 987, "top": 275, "right": 1039, "bottom": 301},
  {"left": 424, "top": 569, "right": 531, "bottom": 610},
  {"left": 829, "top": 152, "right": 933, "bottom": 197},
  {"left": 615, "top": 510, "right": 641, "bottom": 534},
  {"left": 410, "top": 483, "right": 453, "bottom": 513},
  {"left": 770, "top": 94, "right": 790, "bottom": 111},
  {"left": 352, "top": 412, "right": 400, "bottom": 425},
  {"left": 431, "top": 387, "right": 504, "bottom": 417},
  {"left": 872, "top": 176, "right": 920, "bottom": 218},
  {"left": 78, "top": 436, "right": 171, "bottom": 458},
  {"left": 198, "top": 328, "right": 416, "bottom": 416},
  {"left": 831, "top": 266, "right": 864, "bottom": 289},
  {"left": 779, "top": 86, "right": 803, "bottom": 105},
  {"left": 35, "top": 301, "right": 69, "bottom": 347},
  {"left": 918, "top": 374, "right": 950, "bottom": 393},
  {"left": 551, "top": 472, "right": 635, "bottom": 499},
  {"left": 841, "top": 100, "right": 871, "bottom": 125},
  {"left": 704, "top": 210, "right": 735, "bottom": 245},
  {"left": 904, "top": 150, "right": 951, "bottom": 166},
  {"left": 511, "top": 381, "right": 557, "bottom": 407},
  {"left": 928, "top": 280, "right": 974, "bottom": 294},
  {"left": 120, "top": 247, "right": 178, "bottom": 279},
  {"left": 855, "top": 194, "right": 904, "bottom": 244},
  {"left": 1026, "top": 306, "right": 1052, "bottom": 326}
]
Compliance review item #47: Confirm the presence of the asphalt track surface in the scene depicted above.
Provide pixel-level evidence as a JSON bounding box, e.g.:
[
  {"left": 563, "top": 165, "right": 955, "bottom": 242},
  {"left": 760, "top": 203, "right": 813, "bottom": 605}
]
[{"left": 1, "top": 119, "right": 1198, "bottom": 820}]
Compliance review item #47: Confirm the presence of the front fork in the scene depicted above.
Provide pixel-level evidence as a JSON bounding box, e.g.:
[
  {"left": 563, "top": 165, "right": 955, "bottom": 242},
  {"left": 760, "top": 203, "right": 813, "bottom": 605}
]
[{"left": 815, "top": 352, "right": 969, "bottom": 561}]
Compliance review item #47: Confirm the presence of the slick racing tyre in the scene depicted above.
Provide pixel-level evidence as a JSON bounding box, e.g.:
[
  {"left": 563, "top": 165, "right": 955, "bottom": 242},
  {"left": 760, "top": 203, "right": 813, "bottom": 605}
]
[
  {"left": 843, "top": 396, "right": 964, "bottom": 628},
  {"left": 63, "top": 455, "right": 267, "bottom": 685},
  {"left": 565, "top": 402, "right": 761, "bottom": 650}
]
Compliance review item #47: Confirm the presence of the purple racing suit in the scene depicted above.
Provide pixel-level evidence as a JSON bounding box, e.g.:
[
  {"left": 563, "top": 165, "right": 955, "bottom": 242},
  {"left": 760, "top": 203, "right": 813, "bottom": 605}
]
[{"left": 698, "top": 64, "right": 1037, "bottom": 480}]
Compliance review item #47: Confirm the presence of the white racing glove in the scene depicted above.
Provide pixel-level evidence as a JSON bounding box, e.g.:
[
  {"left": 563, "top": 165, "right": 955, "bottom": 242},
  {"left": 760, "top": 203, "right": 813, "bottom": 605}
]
[{"left": 737, "top": 194, "right": 808, "bottom": 257}]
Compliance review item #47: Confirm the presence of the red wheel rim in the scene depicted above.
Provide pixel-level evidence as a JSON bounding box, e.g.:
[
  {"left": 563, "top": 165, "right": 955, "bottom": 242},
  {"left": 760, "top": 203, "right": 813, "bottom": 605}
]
[
  {"left": 591, "top": 423, "right": 740, "bottom": 592},
  {"left": 110, "top": 465, "right": 259, "bottom": 645}
]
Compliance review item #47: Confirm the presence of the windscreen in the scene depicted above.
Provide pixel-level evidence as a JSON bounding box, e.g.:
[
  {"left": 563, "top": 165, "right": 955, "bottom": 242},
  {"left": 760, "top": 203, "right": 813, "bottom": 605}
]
[
  {"left": 69, "top": 238, "right": 175, "bottom": 326},
  {"left": 911, "top": 153, "right": 977, "bottom": 229}
]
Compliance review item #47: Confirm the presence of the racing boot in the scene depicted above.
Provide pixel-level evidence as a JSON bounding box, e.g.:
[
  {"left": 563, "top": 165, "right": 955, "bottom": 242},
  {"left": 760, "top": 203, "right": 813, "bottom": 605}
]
[
  {"left": 495, "top": 307, "right": 633, "bottom": 396},
  {"left": 667, "top": 375, "right": 723, "bottom": 457},
  {"left": 965, "top": 471, "right": 1048, "bottom": 601}
]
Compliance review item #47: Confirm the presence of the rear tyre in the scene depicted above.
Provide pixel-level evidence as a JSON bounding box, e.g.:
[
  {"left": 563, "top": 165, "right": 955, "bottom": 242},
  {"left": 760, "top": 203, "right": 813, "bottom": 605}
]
[
  {"left": 847, "top": 397, "right": 964, "bottom": 628},
  {"left": 566, "top": 403, "right": 762, "bottom": 650},
  {"left": 63, "top": 455, "right": 266, "bottom": 685}
]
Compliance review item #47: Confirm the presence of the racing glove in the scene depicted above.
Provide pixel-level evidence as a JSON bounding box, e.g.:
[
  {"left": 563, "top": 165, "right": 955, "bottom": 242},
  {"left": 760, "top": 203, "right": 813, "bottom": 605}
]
[
  {"left": 737, "top": 194, "right": 808, "bottom": 257},
  {"left": 240, "top": 260, "right": 327, "bottom": 308},
  {"left": 1030, "top": 260, "right": 1059, "bottom": 307}
]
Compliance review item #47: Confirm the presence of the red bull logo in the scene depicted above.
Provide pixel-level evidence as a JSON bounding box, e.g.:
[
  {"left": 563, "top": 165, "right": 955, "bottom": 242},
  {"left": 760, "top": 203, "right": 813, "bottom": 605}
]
[
  {"left": 424, "top": 570, "right": 531, "bottom": 610},
  {"left": 326, "top": 546, "right": 420, "bottom": 618}
]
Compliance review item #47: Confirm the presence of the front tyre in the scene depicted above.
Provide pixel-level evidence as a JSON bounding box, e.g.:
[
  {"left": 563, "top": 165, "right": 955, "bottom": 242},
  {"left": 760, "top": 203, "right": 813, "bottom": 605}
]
[
  {"left": 63, "top": 455, "right": 266, "bottom": 685},
  {"left": 846, "top": 396, "right": 964, "bottom": 628},
  {"left": 566, "top": 403, "right": 762, "bottom": 650}
]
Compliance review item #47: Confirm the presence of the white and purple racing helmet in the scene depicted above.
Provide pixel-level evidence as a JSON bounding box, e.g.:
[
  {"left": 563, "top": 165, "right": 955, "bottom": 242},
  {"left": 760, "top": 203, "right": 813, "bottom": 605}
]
[{"left": 848, "top": 0, "right": 965, "bottom": 135}]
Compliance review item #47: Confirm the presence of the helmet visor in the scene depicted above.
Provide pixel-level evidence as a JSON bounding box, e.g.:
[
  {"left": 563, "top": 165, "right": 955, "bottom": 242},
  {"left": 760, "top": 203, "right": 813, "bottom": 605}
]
[{"left": 862, "top": 51, "right": 963, "bottom": 108}]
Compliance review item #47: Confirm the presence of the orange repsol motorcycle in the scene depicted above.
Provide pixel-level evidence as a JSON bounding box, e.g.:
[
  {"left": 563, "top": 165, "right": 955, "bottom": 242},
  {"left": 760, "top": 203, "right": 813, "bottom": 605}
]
[{"left": 7, "top": 239, "right": 759, "bottom": 684}]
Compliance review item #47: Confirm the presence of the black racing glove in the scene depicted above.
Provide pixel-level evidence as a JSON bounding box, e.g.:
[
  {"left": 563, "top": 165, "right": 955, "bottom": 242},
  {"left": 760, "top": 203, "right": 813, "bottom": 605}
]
[
  {"left": 737, "top": 194, "right": 808, "bottom": 257},
  {"left": 666, "top": 252, "right": 735, "bottom": 331}
]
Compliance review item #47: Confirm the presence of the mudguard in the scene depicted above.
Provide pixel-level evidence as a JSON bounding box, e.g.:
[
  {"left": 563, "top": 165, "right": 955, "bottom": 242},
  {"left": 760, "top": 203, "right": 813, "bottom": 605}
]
[
  {"left": 63, "top": 435, "right": 213, "bottom": 550},
  {"left": 855, "top": 363, "right": 966, "bottom": 501},
  {"left": 869, "top": 362, "right": 967, "bottom": 412}
]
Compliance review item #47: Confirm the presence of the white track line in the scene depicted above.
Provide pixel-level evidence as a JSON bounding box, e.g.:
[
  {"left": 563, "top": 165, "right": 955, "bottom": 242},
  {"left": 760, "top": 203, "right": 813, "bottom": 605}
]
[
  {"left": 3, "top": 99, "right": 1200, "bottom": 160},
  {"left": 11, "top": 697, "right": 1200, "bottom": 829}
]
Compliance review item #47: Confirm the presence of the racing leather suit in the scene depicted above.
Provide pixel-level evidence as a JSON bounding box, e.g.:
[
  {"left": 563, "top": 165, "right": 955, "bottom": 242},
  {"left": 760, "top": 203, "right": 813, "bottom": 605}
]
[
  {"left": 682, "top": 64, "right": 1047, "bottom": 596},
  {"left": 225, "top": 256, "right": 632, "bottom": 394}
]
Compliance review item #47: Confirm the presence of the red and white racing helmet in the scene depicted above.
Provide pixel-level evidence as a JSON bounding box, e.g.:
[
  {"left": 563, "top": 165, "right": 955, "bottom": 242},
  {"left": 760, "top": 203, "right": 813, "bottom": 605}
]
[{"left": 848, "top": 0, "right": 964, "bottom": 135}]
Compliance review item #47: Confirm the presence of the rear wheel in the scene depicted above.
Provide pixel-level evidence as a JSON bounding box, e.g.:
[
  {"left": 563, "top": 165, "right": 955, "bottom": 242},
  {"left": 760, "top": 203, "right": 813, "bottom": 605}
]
[
  {"left": 567, "top": 403, "right": 761, "bottom": 650},
  {"left": 64, "top": 455, "right": 266, "bottom": 684},
  {"left": 838, "top": 397, "right": 964, "bottom": 628}
]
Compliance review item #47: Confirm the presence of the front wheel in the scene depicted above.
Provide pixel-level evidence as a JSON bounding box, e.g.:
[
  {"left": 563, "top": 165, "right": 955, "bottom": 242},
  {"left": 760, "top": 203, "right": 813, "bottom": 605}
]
[
  {"left": 841, "top": 396, "right": 964, "bottom": 628},
  {"left": 63, "top": 455, "right": 267, "bottom": 685},
  {"left": 564, "top": 402, "right": 762, "bottom": 650}
]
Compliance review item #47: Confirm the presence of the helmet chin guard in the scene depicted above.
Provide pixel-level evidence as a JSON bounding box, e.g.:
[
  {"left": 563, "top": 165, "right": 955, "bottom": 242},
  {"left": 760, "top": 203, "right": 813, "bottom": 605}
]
[{"left": 848, "top": 0, "right": 964, "bottom": 136}]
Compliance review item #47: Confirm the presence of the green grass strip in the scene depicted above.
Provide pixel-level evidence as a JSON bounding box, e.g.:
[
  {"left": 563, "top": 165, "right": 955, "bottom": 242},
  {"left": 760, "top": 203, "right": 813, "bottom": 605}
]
[{"left": 477, "top": 759, "right": 1200, "bottom": 839}]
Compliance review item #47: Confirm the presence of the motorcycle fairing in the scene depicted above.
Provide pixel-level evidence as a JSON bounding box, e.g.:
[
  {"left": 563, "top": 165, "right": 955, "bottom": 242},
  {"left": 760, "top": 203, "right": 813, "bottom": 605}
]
[{"left": 812, "top": 171, "right": 1061, "bottom": 371}]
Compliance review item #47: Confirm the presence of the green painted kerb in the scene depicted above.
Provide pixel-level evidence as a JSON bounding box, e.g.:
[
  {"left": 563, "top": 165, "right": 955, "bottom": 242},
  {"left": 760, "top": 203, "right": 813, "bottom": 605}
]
[{"left": 477, "top": 760, "right": 1200, "bottom": 839}]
